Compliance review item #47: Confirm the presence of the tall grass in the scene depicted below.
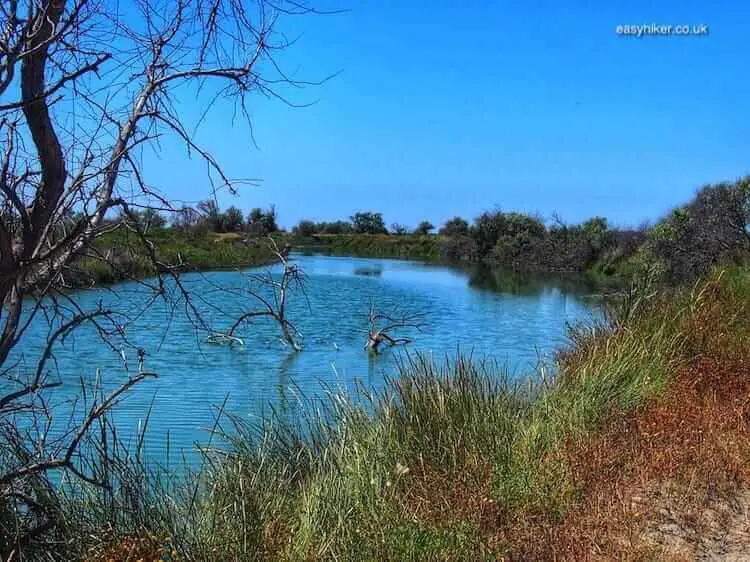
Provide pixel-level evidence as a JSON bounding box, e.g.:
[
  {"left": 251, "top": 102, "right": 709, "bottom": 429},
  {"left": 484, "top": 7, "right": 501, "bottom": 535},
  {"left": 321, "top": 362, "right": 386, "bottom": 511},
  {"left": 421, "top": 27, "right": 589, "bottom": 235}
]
[{"left": 8, "top": 266, "right": 750, "bottom": 560}]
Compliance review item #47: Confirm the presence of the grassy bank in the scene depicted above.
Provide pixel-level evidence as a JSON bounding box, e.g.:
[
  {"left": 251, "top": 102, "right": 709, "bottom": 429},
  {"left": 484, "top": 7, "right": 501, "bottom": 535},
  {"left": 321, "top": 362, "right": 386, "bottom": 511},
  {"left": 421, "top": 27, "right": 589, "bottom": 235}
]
[
  {"left": 11, "top": 265, "right": 747, "bottom": 560},
  {"left": 68, "top": 229, "right": 277, "bottom": 286}
]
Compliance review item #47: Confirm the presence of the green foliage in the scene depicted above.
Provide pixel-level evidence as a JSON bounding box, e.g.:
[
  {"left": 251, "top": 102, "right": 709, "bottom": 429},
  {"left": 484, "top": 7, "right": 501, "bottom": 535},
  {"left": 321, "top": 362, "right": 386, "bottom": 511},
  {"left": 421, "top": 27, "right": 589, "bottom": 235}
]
[
  {"left": 413, "top": 220, "right": 435, "bottom": 235},
  {"left": 642, "top": 178, "right": 750, "bottom": 283},
  {"left": 197, "top": 199, "right": 222, "bottom": 231},
  {"left": 297, "top": 233, "right": 442, "bottom": 261},
  {"left": 292, "top": 219, "right": 353, "bottom": 236},
  {"left": 319, "top": 220, "right": 354, "bottom": 234},
  {"left": 254, "top": 176, "right": 750, "bottom": 284},
  {"left": 350, "top": 212, "right": 388, "bottom": 234},
  {"left": 70, "top": 228, "right": 275, "bottom": 286},
  {"left": 247, "top": 206, "right": 278, "bottom": 235},
  {"left": 390, "top": 223, "right": 408, "bottom": 235},
  {"left": 224, "top": 205, "right": 244, "bottom": 232},
  {"left": 439, "top": 216, "right": 470, "bottom": 237},
  {"left": 117, "top": 207, "right": 167, "bottom": 231},
  {"left": 293, "top": 219, "right": 318, "bottom": 237}
]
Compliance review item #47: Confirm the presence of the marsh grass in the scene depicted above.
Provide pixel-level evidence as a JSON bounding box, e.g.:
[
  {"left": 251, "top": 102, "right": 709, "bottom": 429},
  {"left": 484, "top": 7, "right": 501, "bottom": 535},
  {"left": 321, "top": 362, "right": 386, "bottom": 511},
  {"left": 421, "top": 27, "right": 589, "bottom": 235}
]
[{"left": 7, "top": 266, "right": 749, "bottom": 560}]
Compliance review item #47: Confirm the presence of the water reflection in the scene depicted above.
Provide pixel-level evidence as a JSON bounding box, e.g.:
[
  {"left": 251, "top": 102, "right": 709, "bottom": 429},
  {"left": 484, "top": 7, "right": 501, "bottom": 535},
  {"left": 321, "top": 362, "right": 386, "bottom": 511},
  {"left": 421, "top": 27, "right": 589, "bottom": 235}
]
[
  {"left": 353, "top": 266, "right": 383, "bottom": 277},
  {"left": 466, "top": 265, "right": 592, "bottom": 296}
]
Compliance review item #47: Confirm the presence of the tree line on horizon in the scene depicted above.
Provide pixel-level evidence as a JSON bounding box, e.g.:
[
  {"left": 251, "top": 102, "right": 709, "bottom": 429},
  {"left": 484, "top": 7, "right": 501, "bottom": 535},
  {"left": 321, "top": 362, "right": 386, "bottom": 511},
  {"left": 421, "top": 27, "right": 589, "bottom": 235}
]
[{"left": 115, "top": 178, "right": 749, "bottom": 283}]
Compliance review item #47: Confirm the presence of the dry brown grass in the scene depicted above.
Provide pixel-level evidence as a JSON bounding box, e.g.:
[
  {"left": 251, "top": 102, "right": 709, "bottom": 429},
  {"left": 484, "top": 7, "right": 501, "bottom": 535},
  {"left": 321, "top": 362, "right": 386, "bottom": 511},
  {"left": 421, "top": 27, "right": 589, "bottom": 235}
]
[
  {"left": 505, "top": 354, "right": 750, "bottom": 561},
  {"left": 392, "top": 355, "right": 750, "bottom": 561}
]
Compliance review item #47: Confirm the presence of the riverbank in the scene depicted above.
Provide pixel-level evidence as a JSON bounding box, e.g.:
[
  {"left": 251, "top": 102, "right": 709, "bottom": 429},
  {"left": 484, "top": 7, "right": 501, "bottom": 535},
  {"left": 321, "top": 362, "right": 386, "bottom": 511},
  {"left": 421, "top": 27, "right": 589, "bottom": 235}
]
[
  {"left": 17, "top": 265, "right": 747, "bottom": 560},
  {"left": 289, "top": 232, "right": 443, "bottom": 261},
  {"left": 69, "top": 229, "right": 277, "bottom": 286}
]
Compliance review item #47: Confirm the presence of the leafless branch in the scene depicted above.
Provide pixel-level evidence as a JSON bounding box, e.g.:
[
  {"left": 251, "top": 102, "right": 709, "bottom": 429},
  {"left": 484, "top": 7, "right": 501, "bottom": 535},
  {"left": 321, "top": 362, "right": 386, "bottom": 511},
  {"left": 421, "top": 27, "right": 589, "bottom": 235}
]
[{"left": 364, "top": 300, "right": 425, "bottom": 353}]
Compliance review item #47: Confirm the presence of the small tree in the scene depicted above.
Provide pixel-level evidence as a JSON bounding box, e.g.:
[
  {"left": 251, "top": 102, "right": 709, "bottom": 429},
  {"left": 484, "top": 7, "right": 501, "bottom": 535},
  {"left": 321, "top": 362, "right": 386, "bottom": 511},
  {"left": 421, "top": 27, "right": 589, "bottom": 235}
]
[
  {"left": 351, "top": 212, "right": 387, "bottom": 234},
  {"left": 141, "top": 208, "right": 167, "bottom": 231},
  {"left": 293, "top": 220, "right": 318, "bottom": 237},
  {"left": 225, "top": 206, "right": 245, "bottom": 232},
  {"left": 439, "top": 216, "right": 469, "bottom": 237},
  {"left": 247, "top": 206, "right": 278, "bottom": 236},
  {"left": 198, "top": 199, "right": 224, "bottom": 232},
  {"left": 413, "top": 221, "right": 435, "bottom": 235},
  {"left": 262, "top": 205, "right": 279, "bottom": 234},
  {"left": 171, "top": 206, "right": 202, "bottom": 232},
  {"left": 471, "top": 210, "right": 507, "bottom": 256}
]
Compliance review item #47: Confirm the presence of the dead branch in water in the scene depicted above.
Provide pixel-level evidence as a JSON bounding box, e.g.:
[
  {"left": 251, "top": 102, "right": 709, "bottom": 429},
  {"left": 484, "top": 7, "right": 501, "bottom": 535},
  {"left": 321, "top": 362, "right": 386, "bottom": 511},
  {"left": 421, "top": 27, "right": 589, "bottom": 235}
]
[
  {"left": 227, "top": 238, "right": 306, "bottom": 351},
  {"left": 364, "top": 301, "right": 425, "bottom": 353}
]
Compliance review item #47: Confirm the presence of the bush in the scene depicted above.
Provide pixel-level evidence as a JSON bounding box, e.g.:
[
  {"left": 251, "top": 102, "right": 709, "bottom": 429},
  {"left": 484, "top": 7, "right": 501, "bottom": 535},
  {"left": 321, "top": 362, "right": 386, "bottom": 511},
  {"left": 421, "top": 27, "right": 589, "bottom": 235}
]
[
  {"left": 644, "top": 178, "right": 750, "bottom": 283},
  {"left": 413, "top": 221, "right": 435, "bottom": 235},
  {"left": 351, "top": 212, "right": 388, "bottom": 234},
  {"left": 439, "top": 216, "right": 469, "bottom": 237},
  {"left": 293, "top": 219, "right": 318, "bottom": 237}
]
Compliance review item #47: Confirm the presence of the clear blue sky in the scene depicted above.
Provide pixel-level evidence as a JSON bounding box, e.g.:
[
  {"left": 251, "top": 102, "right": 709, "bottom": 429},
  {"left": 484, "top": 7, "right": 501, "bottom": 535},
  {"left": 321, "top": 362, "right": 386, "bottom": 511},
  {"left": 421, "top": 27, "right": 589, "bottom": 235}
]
[{"left": 148, "top": 0, "right": 750, "bottom": 230}]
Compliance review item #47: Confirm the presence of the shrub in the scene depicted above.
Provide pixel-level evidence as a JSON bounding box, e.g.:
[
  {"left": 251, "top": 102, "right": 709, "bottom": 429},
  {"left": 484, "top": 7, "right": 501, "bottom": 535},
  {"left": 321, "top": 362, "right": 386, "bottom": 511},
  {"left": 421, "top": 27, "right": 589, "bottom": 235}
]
[
  {"left": 351, "top": 212, "right": 388, "bottom": 234},
  {"left": 439, "top": 216, "right": 470, "bottom": 237},
  {"left": 413, "top": 221, "right": 435, "bottom": 235}
]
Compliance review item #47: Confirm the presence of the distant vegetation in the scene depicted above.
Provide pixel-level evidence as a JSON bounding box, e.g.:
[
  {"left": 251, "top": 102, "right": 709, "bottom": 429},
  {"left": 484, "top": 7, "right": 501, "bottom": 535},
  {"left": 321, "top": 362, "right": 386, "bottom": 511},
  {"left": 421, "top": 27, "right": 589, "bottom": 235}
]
[
  {"left": 285, "top": 176, "right": 750, "bottom": 286},
  {"left": 96, "top": 177, "right": 749, "bottom": 289}
]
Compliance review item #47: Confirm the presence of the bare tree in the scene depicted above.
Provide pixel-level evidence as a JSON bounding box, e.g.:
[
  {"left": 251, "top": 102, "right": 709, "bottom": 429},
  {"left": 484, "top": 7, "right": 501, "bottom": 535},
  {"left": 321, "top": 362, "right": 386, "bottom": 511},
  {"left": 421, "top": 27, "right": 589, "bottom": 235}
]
[
  {"left": 223, "top": 237, "right": 305, "bottom": 351},
  {"left": 0, "top": 0, "right": 322, "bottom": 555},
  {"left": 364, "top": 302, "right": 424, "bottom": 353}
]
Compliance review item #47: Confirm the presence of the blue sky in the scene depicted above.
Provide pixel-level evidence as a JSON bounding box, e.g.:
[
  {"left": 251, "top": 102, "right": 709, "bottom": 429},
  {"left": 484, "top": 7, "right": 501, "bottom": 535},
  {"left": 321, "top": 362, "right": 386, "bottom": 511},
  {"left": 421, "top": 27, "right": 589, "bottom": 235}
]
[{"left": 148, "top": 0, "right": 750, "bottom": 230}]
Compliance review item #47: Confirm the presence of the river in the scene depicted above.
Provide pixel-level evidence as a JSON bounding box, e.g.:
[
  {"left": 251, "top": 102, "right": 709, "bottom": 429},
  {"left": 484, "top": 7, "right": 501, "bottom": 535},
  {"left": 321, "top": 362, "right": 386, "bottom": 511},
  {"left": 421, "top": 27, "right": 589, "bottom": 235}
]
[{"left": 9, "top": 254, "right": 598, "bottom": 465}]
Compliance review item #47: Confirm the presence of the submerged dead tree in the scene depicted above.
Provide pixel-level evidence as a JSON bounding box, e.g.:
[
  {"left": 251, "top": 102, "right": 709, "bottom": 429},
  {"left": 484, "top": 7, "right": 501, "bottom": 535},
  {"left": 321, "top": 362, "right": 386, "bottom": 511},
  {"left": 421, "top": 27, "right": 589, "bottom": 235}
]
[
  {"left": 226, "top": 238, "right": 306, "bottom": 351},
  {"left": 364, "top": 302, "right": 425, "bottom": 353}
]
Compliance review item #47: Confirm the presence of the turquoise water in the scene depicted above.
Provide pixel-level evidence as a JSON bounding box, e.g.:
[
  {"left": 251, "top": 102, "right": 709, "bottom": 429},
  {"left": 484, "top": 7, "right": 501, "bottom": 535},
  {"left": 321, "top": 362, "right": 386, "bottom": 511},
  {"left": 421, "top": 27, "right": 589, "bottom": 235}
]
[{"left": 10, "top": 254, "right": 597, "bottom": 464}]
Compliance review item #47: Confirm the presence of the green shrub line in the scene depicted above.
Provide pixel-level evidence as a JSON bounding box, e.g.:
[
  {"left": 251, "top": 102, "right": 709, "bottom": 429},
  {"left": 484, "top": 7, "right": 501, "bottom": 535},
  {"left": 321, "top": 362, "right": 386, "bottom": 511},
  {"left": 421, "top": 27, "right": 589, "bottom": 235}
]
[
  {"left": 286, "top": 177, "right": 750, "bottom": 288},
  {"left": 68, "top": 177, "right": 750, "bottom": 291}
]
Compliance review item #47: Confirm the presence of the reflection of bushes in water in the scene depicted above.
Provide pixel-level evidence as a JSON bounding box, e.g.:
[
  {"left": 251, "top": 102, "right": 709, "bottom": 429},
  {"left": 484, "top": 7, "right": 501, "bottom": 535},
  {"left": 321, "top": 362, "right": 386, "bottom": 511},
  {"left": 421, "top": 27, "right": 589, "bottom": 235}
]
[
  {"left": 467, "top": 265, "right": 591, "bottom": 296},
  {"left": 353, "top": 265, "right": 384, "bottom": 277}
]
